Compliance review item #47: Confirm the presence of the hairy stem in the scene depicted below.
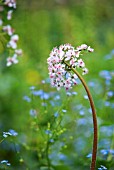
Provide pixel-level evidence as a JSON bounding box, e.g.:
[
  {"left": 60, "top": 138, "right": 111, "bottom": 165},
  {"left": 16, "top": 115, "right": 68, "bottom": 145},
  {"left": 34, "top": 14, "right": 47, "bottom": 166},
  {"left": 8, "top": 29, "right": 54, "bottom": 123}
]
[{"left": 64, "top": 61, "right": 98, "bottom": 170}]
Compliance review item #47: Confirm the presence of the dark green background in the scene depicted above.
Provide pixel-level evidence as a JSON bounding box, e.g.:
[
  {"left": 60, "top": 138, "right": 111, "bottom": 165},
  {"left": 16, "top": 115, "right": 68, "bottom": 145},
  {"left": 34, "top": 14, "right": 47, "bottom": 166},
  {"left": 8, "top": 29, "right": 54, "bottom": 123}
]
[{"left": 0, "top": 0, "right": 114, "bottom": 169}]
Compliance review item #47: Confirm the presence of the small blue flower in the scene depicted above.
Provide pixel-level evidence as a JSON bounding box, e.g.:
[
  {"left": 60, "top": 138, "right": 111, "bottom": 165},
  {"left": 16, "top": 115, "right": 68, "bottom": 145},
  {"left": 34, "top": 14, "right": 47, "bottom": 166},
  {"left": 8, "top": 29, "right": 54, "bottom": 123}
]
[
  {"left": 66, "top": 92, "right": 72, "bottom": 96},
  {"left": 54, "top": 112, "right": 59, "bottom": 117},
  {"left": 50, "top": 100, "right": 55, "bottom": 106},
  {"left": 111, "top": 103, "right": 114, "bottom": 108},
  {"left": 62, "top": 109, "right": 67, "bottom": 113},
  {"left": 86, "top": 153, "right": 92, "bottom": 158},
  {"left": 59, "top": 153, "right": 66, "bottom": 161},
  {"left": 9, "top": 129, "right": 18, "bottom": 136},
  {"left": 77, "top": 118, "right": 87, "bottom": 125},
  {"left": 110, "top": 149, "right": 114, "bottom": 155},
  {"left": 41, "top": 80, "right": 45, "bottom": 84},
  {"left": 99, "top": 70, "right": 112, "bottom": 80},
  {"left": 79, "top": 110, "right": 85, "bottom": 115},
  {"left": 29, "top": 109, "right": 37, "bottom": 117},
  {"left": 104, "top": 101, "right": 110, "bottom": 107},
  {"left": 49, "top": 139, "right": 54, "bottom": 143},
  {"left": 45, "top": 130, "right": 51, "bottom": 135},
  {"left": 41, "top": 92, "right": 50, "bottom": 100},
  {"left": 32, "top": 90, "right": 50, "bottom": 100},
  {"left": 72, "top": 91, "right": 78, "bottom": 95},
  {"left": 84, "top": 95, "right": 88, "bottom": 100},
  {"left": 29, "top": 86, "right": 35, "bottom": 90},
  {"left": 42, "top": 102, "right": 47, "bottom": 106},
  {"left": 107, "top": 91, "right": 113, "bottom": 97},
  {"left": 23, "top": 96, "right": 31, "bottom": 102},
  {"left": 88, "top": 81, "right": 95, "bottom": 87},
  {"left": 32, "top": 90, "right": 43, "bottom": 96},
  {"left": 104, "top": 54, "right": 112, "bottom": 60},
  {"left": 111, "top": 49, "right": 114, "bottom": 55},
  {"left": 88, "top": 108, "right": 92, "bottom": 113},
  {"left": 105, "top": 79, "right": 111, "bottom": 86},
  {"left": 54, "top": 95, "right": 60, "bottom": 100},
  {"left": 100, "top": 149, "right": 109, "bottom": 155}
]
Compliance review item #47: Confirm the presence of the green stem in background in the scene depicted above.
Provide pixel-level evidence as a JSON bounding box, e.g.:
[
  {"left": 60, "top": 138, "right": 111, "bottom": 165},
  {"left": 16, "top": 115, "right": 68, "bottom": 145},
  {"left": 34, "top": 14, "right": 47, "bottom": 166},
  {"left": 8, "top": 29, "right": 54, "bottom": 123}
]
[
  {"left": 46, "top": 135, "right": 51, "bottom": 170},
  {"left": 0, "top": 138, "right": 5, "bottom": 144},
  {"left": 64, "top": 61, "right": 98, "bottom": 170}
]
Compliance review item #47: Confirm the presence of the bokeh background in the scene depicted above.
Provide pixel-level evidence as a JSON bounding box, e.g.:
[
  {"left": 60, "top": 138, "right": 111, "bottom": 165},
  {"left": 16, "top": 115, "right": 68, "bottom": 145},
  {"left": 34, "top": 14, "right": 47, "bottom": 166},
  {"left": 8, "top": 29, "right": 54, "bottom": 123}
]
[{"left": 0, "top": 0, "right": 114, "bottom": 169}]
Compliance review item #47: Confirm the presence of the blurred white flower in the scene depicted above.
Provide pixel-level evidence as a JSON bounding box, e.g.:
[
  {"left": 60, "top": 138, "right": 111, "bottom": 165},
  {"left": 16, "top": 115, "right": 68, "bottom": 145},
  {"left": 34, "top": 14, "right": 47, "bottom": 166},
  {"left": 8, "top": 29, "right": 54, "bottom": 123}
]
[
  {"left": 7, "top": 34, "right": 19, "bottom": 49},
  {"left": 4, "top": 0, "right": 16, "bottom": 8},
  {"left": 2, "top": 0, "right": 22, "bottom": 67},
  {"left": 3, "top": 25, "right": 14, "bottom": 36},
  {"left": 7, "top": 10, "right": 13, "bottom": 20},
  {"left": 82, "top": 68, "right": 89, "bottom": 75},
  {"left": 11, "top": 34, "right": 19, "bottom": 41},
  {"left": 0, "top": 19, "right": 3, "bottom": 26},
  {"left": 3, "top": 132, "right": 12, "bottom": 138},
  {"left": 77, "top": 44, "right": 88, "bottom": 51},
  {"left": 78, "top": 59, "right": 85, "bottom": 68},
  {"left": 6, "top": 54, "right": 18, "bottom": 66},
  {"left": 87, "top": 46, "right": 94, "bottom": 52},
  {"left": 15, "top": 49, "right": 23, "bottom": 56}
]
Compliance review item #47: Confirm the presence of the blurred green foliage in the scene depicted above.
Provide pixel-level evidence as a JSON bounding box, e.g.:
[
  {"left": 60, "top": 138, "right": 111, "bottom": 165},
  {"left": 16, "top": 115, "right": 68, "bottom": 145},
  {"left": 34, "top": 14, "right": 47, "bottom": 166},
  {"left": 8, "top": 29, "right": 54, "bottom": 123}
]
[{"left": 0, "top": 0, "right": 114, "bottom": 169}]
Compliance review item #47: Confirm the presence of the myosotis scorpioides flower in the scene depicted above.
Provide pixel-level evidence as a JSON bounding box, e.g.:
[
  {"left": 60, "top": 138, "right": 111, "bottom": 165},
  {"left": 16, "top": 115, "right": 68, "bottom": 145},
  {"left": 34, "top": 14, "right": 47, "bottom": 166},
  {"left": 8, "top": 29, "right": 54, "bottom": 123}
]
[{"left": 47, "top": 43, "right": 97, "bottom": 170}]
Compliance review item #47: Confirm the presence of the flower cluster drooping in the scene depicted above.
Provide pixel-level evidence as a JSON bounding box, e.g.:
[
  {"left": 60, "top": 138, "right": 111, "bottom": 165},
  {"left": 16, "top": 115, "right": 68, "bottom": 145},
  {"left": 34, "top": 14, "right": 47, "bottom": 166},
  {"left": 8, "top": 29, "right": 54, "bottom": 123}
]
[
  {"left": 47, "top": 44, "right": 94, "bottom": 90},
  {"left": 0, "top": 0, "right": 22, "bottom": 66}
]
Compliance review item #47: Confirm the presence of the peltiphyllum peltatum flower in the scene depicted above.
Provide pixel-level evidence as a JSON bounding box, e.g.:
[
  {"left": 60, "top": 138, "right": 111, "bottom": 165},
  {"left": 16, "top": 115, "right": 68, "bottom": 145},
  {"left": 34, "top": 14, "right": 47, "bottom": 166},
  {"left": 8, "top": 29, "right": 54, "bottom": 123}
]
[{"left": 47, "top": 44, "right": 94, "bottom": 90}]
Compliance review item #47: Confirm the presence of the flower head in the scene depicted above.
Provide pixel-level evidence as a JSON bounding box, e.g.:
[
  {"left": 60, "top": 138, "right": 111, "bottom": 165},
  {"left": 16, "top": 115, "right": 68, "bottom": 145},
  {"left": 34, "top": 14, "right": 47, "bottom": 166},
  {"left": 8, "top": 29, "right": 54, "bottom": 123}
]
[
  {"left": 47, "top": 43, "right": 94, "bottom": 90},
  {"left": 7, "top": 10, "right": 13, "bottom": 20},
  {"left": 6, "top": 54, "right": 18, "bottom": 66},
  {"left": 4, "top": 0, "right": 16, "bottom": 8},
  {"left": 7, "top": 34, "right": 19, "bottom": 49},
  {"left": 3, "top": 25, "right": 14, "bottom": 36},
  {"left": 15, "top": 49, "right": 23, "bottom": 55}
]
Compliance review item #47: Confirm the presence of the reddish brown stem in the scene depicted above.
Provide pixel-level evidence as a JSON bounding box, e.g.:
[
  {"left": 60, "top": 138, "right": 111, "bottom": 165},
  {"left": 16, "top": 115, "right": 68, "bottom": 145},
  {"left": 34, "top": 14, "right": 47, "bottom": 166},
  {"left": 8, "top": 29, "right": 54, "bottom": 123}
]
[{"left": 65, "top": 62, "right": 98, "bottom": 170}]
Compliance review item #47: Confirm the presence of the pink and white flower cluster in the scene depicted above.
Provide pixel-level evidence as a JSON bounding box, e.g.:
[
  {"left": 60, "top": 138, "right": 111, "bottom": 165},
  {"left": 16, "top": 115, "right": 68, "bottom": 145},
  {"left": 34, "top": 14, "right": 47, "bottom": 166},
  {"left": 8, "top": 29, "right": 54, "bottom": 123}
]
[
  {"left": 4, "top": 0, "right": 16, "bottom": 9},
  {"left": 0, "top": 0, "right": 22, "bottom": 66},
  {"left": 47, "top": 44, "right": 94, "bottom": 90}
]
